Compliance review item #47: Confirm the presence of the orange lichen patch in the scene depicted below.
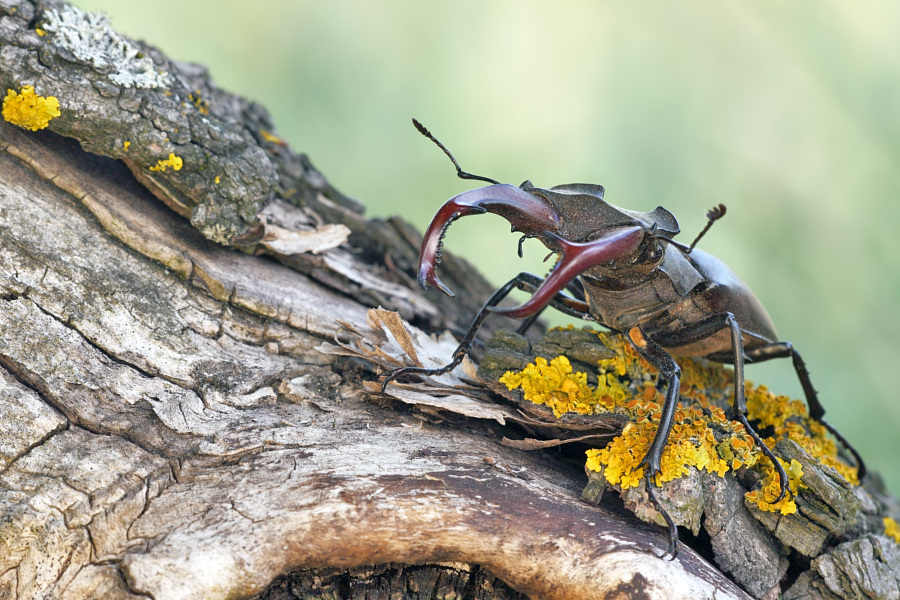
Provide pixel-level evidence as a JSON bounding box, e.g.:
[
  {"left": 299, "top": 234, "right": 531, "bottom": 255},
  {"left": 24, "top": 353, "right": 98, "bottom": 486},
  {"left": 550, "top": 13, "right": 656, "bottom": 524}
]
[
  {"left": 744, "top": 384, "right": 806, "bottom": 430},
  {"left": 149, "top": 153, "right": 183, "bottom": 172},
  {"left": 744, "top": 384, "right": 859, "bottom": 486},
  {"left": 501, "top": 328, "right": 858, "bottom": 514},
  {"left": 678, "top": 356, "right": 733, "bottom": 409},
  {"left": 586, "top": 422, "right": 649, "bottom": 489},
  {"left": 746, "top": 458, "right": 806, "bottom": 515},
  {"left": 884, "top": 517, "right": 900, "bottom": 544},
  {"left": 585, "top": 405, "right": 735, "bottom": 489},
  {"left": 2, "top": 85, "right": 60, "bottom": 131},
  {"left": 594, "top": 331, "right": 654, "bottom": 381}
]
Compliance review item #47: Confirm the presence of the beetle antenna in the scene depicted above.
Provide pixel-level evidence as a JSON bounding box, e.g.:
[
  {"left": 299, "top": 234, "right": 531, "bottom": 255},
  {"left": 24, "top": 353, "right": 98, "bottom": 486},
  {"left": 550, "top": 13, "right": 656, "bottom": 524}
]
[
  {"left": 647, "top": 230, "right": 690, "bottom": 253},
  {"left": 686, "top": 204, "right": 727, "bottom": 254},
  {"left": 412, "top": 118, "right": 501, "bottom": 185}
]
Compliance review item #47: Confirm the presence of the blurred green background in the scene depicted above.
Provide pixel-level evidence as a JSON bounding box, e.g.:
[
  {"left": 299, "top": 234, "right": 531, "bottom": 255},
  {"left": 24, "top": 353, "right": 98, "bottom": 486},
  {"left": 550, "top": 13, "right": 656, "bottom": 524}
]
[{"left": 73, "top": 1, "right": 900, "bottom": 492}]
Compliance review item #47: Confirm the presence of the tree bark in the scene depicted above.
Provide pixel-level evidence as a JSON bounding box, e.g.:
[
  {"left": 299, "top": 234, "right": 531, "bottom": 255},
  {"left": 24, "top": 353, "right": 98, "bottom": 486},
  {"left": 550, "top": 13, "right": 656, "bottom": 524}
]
[
  {"left": 2, "top": 3, "right": 897, "bottom": 600},
  {"left": 0, "top": 99, "right": 749, "bottom": 600}
]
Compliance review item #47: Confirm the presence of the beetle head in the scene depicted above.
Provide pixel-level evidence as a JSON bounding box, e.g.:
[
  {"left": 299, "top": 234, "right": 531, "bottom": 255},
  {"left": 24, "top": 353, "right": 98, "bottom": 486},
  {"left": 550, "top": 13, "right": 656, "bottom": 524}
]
[{"left": 417, "top": 180, "right": 680, "bottom": 318}]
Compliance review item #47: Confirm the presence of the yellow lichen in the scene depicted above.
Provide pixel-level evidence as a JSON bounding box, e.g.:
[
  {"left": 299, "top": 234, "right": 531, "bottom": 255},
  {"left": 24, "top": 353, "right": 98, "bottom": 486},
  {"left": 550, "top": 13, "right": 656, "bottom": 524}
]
[
  {"left": 123, "top": 141, "right": 130, "bottom": 151},
  {"left": 499, "top": 356, "right": 599, "bottom": 417},
  {"left": 149, "top": 153, "right": 183, "bottom": 172},
  {"left": 745, "top": 386, "right": 859, "bottom": 486},
  {"left": 746, "top": 457, "right": 806, "bottom": 515},
  {"left": 187, "top": 90, "right": 209, "bottom": 115},
  {"left": 501, "top": 328, "right": 858, "bottom": 514},
  {"left": 260, "top": 129, "right": 284, "bottom": 144},
  {"left": 884, "top": 517, "right": 900, "bottom": 543},
  {"left": 214, "top": 176, "right": 220, "bottom": 184},
  {"left": 2, "top": 85, "right": 60, "bottom": 131},
  {"left": 35, "top": 28, "right": 46, "bottom": 36}
]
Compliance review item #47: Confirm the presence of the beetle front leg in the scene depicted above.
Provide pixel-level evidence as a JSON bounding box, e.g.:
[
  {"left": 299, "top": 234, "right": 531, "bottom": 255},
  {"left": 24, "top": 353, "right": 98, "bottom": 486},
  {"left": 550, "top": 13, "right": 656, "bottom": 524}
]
[
  {"left": 380, "top": 273, "right": 590, "bottom": 392},
  {"left": 625, "top": 326, "right": 681, "bottom": 560}
]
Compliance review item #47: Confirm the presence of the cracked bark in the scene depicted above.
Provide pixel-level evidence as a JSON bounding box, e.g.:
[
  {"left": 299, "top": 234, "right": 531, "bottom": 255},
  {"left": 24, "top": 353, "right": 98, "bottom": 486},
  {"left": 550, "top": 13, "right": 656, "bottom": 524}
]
[{"left": 0, "top": 2, "right": 796, "bottom": 599}]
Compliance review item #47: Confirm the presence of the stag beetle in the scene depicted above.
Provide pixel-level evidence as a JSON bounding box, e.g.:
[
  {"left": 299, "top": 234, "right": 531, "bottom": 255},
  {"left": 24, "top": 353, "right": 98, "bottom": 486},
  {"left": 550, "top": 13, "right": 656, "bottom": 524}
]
[{"left": 382, "top": 119, "right": 865, "bottom": 559}]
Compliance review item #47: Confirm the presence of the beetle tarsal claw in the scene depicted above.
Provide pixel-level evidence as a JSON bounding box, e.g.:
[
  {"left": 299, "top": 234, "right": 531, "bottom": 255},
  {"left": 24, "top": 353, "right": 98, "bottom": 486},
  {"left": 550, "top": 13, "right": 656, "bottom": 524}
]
[
  {"left": 517, "top": 235, "right": 527, "bottom": 258},
  {"left": 644, "top": 472, "right": 679, "bottom": 560}
]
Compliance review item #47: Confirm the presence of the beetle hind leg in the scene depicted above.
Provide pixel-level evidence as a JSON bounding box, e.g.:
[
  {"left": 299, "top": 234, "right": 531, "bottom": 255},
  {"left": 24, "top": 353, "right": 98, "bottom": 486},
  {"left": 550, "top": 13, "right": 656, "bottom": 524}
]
[
  {"left": 745, "top": 342, "right": 866, "bottom": 479},
  {"left": 649, "top": 316, "right": 791, "bottom": 503}
]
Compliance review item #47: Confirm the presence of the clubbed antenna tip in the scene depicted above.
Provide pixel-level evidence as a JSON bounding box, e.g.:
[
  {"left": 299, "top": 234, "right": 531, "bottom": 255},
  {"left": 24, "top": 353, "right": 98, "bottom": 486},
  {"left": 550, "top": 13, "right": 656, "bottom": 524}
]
[
  {"left": 412, "top": 117, "right": 429, "bottom": 137},
  {"left": 412, "top": 118, "right": 500, "bottom": 186},
  {"left": 687, "top": 203, "right": 727, "bottom": 253}
]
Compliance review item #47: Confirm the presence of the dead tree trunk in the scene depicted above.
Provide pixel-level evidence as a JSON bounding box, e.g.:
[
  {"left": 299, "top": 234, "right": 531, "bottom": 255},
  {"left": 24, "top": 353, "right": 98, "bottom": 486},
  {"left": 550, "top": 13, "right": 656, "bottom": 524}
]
[{"left": 2, "top": 3, "right": 898, "bottom": 600}]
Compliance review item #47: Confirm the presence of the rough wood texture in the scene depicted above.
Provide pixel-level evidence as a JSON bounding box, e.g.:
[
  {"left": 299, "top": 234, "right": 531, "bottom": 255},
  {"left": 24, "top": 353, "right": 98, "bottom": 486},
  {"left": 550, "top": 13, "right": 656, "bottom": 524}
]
[
  {"left": 0, "top": 2, "right": 895, "bottom": 599},
  {"left": 0, "top": 121, "right": 750, "bottom": 599}
]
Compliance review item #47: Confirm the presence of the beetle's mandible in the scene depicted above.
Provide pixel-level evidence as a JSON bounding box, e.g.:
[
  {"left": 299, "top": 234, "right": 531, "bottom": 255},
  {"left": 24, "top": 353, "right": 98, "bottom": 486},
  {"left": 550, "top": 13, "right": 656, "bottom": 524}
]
[{"left": 381, "top": 119, "right": 865, "bottom": 559}]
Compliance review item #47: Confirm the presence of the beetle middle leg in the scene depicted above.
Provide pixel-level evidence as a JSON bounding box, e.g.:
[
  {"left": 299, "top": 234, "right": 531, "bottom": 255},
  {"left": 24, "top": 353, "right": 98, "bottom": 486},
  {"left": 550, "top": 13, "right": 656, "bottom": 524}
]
[
  {"left": 380, "top": 272, "right": 590, "bottom": 392},
  {"left": 720, "top": 314, "right": 790, "bottom": 504},
  {"left": 745, "top": 342, "right": 866, "bottom": 479},
  {"left": 650, "top": 314, "right": 791, "bottom": 503}
]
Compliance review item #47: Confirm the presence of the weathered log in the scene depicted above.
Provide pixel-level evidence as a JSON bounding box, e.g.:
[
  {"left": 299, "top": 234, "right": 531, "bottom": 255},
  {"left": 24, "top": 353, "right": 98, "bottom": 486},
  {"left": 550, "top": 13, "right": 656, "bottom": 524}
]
[
  {"left": 0, "top": 113, "right": 749, "bottom": 599},
  {"left": 1, "top": 2, "right": 897, "bottom": 599}
]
